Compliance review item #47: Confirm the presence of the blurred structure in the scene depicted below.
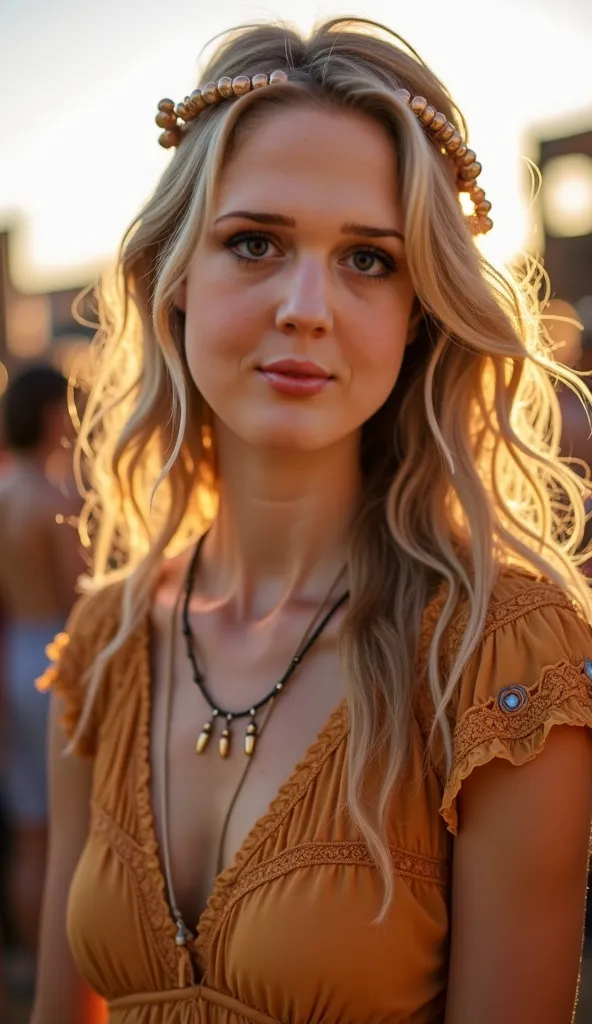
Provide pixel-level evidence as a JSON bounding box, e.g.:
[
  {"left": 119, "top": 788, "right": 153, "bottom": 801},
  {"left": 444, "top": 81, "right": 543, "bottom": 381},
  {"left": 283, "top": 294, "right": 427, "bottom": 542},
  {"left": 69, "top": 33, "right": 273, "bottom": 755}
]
[
  {"left": 541, "top": 129, "right": 592, "bottom": 308},
  {"left": 536, "top": 127, "right": 592, "bottom": 473},
  {"left": 0, "top": 228, "right": 95, "bottom": 403}
]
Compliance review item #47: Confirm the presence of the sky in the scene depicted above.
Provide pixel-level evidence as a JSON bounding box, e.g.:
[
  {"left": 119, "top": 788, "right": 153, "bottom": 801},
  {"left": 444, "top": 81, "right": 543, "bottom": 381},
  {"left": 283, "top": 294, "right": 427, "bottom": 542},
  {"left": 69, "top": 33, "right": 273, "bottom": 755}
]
[{"left": 1, "top": 0, "right": 591, "bottom": 291}]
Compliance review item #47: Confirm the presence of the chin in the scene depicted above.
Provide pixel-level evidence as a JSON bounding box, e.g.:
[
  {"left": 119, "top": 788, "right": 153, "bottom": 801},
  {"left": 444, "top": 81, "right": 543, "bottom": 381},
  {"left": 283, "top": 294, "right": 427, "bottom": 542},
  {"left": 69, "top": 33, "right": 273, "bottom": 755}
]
[{"left": 243, "top": 414, "right": 339, "bottom": 454}]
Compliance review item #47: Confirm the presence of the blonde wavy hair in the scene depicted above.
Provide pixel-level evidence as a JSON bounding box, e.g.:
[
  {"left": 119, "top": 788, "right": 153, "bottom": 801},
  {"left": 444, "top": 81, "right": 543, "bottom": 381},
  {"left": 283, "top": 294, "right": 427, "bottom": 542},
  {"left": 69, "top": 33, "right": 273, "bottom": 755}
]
[{"left": 73, "top": 16, "right": 592, "bottom": 914}]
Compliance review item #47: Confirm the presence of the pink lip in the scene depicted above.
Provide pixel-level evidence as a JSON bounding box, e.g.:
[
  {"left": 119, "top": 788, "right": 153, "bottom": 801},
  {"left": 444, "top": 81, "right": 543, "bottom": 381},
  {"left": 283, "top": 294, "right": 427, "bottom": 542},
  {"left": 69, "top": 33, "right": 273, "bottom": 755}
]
[{"left": 258, "top": 359, "right": 333, "bottom": 397}]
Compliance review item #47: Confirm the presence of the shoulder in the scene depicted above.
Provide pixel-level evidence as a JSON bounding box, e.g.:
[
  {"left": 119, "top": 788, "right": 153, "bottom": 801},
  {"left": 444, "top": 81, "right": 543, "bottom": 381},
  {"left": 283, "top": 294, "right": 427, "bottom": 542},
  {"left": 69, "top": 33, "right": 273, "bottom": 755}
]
[
  {"left": 64, "top": 578, "right": 126, "bottom": 649},
  {"left": 452, "top": 568, "right": 592, "bottom": 713},
  {"left": 38, "top": 578, "right": 132, "bottom": 757},
  {"left": 428, "top": 567, "right": 592, "bottom": 833}
]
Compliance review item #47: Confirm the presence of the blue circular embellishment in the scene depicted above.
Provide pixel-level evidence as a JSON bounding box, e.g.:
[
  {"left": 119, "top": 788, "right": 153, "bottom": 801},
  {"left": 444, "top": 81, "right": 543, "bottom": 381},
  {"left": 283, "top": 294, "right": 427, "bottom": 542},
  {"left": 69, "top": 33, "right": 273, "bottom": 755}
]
[
  {"left": 498, "top": 685, "right": 528, "bottom": 713},
  {"left": 584, "top": 659, "right": 592, "bottom": 682}
]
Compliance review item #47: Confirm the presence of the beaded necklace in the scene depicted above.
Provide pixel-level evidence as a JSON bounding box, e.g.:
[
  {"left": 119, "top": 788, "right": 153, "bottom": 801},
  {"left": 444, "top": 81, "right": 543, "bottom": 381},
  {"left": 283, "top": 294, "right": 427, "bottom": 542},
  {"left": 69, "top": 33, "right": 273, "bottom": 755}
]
[{"left": 182, "top": 532, "right": 349, "bottom": 758}]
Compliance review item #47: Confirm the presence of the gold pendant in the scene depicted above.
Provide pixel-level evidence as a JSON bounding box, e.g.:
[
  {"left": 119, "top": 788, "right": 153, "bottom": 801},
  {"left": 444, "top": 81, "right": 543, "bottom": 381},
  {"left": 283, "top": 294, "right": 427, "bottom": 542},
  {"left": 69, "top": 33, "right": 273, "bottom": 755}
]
[
  {"left": 219, "top": 725, "right": 231, "bottom": 758},
  {"left": 245, "top": 720, "right": 258, "bottom": 756},
  {"left": 195, "top": 720, "right": 213, "bottom": 754}
]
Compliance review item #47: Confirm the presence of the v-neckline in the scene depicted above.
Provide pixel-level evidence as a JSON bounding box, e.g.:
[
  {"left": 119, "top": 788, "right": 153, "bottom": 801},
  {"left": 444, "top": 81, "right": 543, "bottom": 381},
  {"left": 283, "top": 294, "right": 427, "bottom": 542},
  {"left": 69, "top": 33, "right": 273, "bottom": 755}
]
[{"left": 135, "top": 609, "right": 349, "bottom": 978}]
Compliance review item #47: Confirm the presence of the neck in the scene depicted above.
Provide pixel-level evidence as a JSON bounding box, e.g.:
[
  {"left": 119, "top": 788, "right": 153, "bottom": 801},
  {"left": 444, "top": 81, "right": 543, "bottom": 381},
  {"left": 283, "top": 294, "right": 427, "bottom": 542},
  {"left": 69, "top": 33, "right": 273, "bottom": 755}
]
[{"left": 200, "top": 423, "right": 362, "bottom": 619}]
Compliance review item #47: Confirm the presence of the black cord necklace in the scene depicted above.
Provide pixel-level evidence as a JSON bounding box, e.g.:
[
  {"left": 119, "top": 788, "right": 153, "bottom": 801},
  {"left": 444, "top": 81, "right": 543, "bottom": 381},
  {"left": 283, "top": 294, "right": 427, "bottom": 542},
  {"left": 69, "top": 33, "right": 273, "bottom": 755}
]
[{"left": 182, "top": 532, "right": 349, "bottom": 758}]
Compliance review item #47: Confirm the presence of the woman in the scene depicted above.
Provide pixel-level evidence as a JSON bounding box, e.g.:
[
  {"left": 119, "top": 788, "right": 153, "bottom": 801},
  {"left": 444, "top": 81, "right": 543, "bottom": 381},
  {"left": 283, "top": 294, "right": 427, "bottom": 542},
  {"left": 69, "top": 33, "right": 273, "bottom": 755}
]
[
  {"left": 0, "top": 366, "right": 82, "bottom": 979},
  {"left": 32, "top": 18, "right": 592, "bottom": 1024}
]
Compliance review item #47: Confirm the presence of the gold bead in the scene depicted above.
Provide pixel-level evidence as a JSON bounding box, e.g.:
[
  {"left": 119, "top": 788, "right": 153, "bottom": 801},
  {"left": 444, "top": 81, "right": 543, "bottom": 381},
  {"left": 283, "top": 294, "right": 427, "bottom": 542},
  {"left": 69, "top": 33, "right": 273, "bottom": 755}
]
[
  {"left": 475, "top": 200, "right": 492, "bottom": 214},
  {"left": 158, "top": 98, "right": 175, "bottom": 113},
  {"left": 435, "top": 121, "right": 455, "bottom": 143},
  {"left": 445, "top": 131, "right": 463, "bottom": 153},
  {"left": 245, "top": 722, "right": 258, "bottom": 757},
  {"left": 232, "top": 76, "right": 251, "bottom": 96},
  {"left": 459, "top": 161, "right": 482, "bottom": 181},
  {"left": 159, "top": 129, "right": 180, "bottom": 149},
  {"left": 429, "top": 111, "right": 447, "bottom": 133},
  {"left": 217, "top": 77, "right": 234, "bottom": 99},
  {"left": 394, "top": 88, "right": 411, "bottom": 105},
  {"left": 470, "top": 186, "right": 486, "bottom": 205},
  {"left": 201, "top": 81, "right": 220, "bottom": 105},
  {"left": 456, "top": 142, "right": 468, "bottom": 159},
  {"left": 219, "top": 728, "right": 230, "bottom": 758},
  {"left": 270, "top": 69, "right": 288, "bottom": 85},
  {"left": 155, "top": 111, "right": 177, "bottom": 129},
  {"left": 190, "top": 89, "right": 207, "bottom": 112},
  {"left": 419, "top": 104, "right": 436, "bottom": 126},
  {"left": 481, "top": 216, "right": 494, "bottom": 233},
  {"left": 175, "top": 102, "right": 189, "bottom": 121},
  {"left": 460, "top": 148, "right": 477, "bottom": 167},
  {"left": 410, "top": 95, "right": 428, "bottom": 116},
  {"left": 252, "top": 73, "right": 269, "bottom": 89},
  {"left": 196, "top": 721, "right": 212, "bottom": 754}
]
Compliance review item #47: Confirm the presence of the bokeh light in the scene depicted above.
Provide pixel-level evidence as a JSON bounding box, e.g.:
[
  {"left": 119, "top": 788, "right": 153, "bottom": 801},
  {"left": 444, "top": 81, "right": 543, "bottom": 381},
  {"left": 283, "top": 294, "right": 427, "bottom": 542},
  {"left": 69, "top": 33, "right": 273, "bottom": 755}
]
[{"left": 543, "top": 154, "right": 592, "bottom": 238}]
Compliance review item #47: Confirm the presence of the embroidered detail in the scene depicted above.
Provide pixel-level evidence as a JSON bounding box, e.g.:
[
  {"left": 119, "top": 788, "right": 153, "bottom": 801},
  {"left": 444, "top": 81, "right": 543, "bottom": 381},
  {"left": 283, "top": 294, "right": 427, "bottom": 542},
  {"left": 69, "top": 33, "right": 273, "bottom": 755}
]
[
  {"left": 412, "top": 576, "right": 582, "bottom": 787},
  {"left": 498, "top": 685, "right": 528, "bottom": 713},
  {"left": 447, "top": 583, "right": 574, "bottom": 663},
  {"left": 132, "top": 616, "right": 195, "bottom": 988},
  {"left": 195, "top": 703, "right": 349, "bottom": 973},
  {"left": 92, "top": 800, "right": 193, "bottom": 987},
  {"left": 450, "top": 660, "right": 592, "bottom": 774},
  {"left": 211, "top": 839, "right": 448, "bottom": 943}
]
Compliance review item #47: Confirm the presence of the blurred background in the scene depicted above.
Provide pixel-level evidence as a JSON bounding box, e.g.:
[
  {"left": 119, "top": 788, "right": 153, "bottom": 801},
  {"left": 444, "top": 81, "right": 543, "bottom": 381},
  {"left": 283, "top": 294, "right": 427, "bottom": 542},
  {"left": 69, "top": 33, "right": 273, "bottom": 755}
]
[{"left": 0, "top": 0, "right": 591, "bottom": 1020}]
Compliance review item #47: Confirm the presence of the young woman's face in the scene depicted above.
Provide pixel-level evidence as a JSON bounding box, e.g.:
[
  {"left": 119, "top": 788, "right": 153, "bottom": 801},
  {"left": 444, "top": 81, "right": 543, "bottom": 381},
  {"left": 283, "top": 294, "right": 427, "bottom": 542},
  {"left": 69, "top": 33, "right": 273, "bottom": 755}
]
[{"left": 180, "top": 103, "right": 416, "bottom": 454}]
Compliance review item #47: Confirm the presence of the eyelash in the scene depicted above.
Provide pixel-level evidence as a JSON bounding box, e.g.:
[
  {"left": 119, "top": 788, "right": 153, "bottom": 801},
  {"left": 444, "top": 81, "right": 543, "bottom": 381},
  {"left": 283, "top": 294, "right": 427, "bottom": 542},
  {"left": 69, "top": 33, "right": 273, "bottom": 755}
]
[{"left": 223, "top": 231, "right": 398, "bottom": 280}]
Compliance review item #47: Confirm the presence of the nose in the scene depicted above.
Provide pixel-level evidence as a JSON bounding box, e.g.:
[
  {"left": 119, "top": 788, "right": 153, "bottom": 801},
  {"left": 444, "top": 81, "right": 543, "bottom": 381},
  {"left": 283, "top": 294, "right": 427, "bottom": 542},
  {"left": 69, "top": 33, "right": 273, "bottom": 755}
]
[{"left": 275, "top": 257, "right": 334, "bottom": 338}]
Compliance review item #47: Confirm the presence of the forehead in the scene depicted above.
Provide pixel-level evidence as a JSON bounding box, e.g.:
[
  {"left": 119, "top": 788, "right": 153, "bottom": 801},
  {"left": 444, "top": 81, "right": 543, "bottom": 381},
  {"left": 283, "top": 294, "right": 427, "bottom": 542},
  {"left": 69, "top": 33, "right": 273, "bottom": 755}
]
[{"left": 215, "top": 104, "right": 402, "bottom": 228}]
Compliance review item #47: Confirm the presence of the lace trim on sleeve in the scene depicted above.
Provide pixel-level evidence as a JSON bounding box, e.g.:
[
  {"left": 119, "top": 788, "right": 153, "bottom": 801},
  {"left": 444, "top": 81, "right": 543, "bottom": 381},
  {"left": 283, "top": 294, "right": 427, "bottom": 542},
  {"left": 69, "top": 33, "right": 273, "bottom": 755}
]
[{"left": 440, "top": 660, "right": 592, "bottom": 834}]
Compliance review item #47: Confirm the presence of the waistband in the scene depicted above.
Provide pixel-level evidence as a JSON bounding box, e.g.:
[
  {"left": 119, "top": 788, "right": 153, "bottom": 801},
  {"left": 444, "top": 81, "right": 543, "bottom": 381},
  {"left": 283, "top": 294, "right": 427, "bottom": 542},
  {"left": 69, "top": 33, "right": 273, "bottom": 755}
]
[{"left": 108, "top": 984, "right": 280, "bottom": 1023}]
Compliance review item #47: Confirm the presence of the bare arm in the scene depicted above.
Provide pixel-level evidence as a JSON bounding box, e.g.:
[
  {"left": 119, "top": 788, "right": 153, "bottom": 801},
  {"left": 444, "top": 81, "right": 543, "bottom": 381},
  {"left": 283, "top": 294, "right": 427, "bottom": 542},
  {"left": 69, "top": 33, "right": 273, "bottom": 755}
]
[
  {"left": 30, "top": 694, "right": 96, "bottom": 1024},
  {"left": 445, "top": 725, "right": 592, "bottom": 1024}
]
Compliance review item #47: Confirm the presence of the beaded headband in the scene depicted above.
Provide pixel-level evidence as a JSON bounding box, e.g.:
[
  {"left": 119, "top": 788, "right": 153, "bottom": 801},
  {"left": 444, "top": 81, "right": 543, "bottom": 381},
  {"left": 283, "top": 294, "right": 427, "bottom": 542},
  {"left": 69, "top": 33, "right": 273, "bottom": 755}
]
[{"left": 156, "top": 70, "right": 493, "bottom": 236}]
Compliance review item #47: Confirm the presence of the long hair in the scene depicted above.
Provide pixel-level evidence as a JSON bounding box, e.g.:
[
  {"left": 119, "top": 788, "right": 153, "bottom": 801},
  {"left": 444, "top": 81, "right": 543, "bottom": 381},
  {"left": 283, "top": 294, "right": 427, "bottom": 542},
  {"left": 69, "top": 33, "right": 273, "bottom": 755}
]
[{"left": 73, "top": 17, "right": 592, "bottom": 916}]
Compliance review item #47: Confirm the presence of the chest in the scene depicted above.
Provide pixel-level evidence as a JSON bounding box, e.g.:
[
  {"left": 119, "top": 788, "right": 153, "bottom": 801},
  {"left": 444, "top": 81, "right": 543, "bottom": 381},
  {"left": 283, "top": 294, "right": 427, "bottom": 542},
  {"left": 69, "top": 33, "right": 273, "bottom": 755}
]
[{"left": 148, "top": 606, "right": 346, "bottom": 931}]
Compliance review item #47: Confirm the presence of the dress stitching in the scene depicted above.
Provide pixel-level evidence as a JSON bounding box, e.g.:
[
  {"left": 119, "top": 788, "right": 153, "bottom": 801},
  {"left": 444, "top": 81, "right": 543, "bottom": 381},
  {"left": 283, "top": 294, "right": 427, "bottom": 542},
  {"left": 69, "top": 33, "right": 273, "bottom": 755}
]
[{"left": 447, "top": 585, "right": 574, "bottom": 660}]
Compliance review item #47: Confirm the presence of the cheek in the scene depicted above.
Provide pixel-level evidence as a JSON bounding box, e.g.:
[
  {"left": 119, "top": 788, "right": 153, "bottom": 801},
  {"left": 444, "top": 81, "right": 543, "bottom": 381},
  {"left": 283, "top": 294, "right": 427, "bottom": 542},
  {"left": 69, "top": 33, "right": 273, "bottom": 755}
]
[
  {"left": 184, "top": 266, "right": 268, "bottom": 369},
  {"left": 347, "top": 295, "right": 412, "bottom": 384}
]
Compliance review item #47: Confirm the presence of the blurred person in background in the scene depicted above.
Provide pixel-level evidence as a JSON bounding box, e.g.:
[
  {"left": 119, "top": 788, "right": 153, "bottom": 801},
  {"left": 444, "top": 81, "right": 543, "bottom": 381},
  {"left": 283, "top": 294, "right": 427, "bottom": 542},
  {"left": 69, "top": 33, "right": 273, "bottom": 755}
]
[
  {"left": 31, "top": 17, "right": 592, "bottom": 1024},
  {"left": 0, "top": 365, "right": 83, "bottom": 991}
]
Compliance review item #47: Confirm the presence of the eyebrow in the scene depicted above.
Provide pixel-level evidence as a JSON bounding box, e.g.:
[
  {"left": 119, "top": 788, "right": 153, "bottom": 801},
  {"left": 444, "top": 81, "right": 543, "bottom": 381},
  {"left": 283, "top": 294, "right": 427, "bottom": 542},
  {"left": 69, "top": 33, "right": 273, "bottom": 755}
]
[{"left": 214, "top": 211, "right": 405, "bottom": 243}]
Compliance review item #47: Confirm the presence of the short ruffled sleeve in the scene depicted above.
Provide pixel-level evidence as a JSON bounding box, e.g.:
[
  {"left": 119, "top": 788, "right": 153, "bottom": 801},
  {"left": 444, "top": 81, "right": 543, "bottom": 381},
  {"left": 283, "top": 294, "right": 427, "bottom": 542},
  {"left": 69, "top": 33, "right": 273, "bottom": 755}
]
[
  {"left": 440, "top": 579, "right": 592, "bottom": 834},
  {"left": 35, "top": 584, "right": 122, "bottom": 757}
]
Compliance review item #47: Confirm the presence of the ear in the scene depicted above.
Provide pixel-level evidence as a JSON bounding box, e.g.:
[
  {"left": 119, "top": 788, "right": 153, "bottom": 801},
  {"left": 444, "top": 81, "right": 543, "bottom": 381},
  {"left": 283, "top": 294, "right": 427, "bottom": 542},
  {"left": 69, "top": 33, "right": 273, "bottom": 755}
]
[{"left": 173, "top": 279, "right": 187, "bottom": 312}]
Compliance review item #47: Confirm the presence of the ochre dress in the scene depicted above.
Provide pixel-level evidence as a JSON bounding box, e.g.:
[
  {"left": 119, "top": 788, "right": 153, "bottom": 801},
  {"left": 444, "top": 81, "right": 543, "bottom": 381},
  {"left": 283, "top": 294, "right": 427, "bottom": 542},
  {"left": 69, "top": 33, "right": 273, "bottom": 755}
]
[{"left": 43, "top": 569, "right": 592, "bottom": 1023}]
